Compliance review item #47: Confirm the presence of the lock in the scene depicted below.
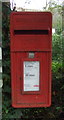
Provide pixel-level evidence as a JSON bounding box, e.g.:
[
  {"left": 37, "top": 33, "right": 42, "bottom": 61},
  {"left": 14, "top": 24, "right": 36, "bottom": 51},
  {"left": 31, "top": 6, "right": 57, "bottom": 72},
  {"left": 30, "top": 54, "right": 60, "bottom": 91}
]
[{"left": 28, "top": 52, "right": 35, "bottom": 58}]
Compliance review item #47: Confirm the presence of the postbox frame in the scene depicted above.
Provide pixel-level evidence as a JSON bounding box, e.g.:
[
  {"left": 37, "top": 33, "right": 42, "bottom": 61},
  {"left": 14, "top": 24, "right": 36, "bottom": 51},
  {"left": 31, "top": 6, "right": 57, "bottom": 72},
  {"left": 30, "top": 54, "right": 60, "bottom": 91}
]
[{"left": 10, "top": 12, "right": 52, "bottom": 108}]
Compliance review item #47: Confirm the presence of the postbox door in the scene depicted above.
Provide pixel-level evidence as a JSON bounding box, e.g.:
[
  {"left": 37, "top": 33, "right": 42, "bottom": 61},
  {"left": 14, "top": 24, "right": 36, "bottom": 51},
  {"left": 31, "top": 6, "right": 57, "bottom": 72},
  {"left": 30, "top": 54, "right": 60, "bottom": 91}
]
[{"left": 11, "top": 52, "right": 51, "bottom": 108}]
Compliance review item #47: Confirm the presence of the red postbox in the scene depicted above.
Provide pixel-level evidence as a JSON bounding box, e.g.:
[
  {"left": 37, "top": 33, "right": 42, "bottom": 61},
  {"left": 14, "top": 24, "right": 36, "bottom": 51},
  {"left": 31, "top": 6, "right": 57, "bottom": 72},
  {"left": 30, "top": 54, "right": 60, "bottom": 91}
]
[{"left": 10, "top": 12, "right": 52, "bottom": 108}]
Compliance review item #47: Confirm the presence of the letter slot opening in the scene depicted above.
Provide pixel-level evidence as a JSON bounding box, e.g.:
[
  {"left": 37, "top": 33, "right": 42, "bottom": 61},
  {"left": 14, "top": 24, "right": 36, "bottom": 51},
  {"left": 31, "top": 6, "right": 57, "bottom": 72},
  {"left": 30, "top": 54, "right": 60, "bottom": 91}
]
[{"left": 14, "top": 30, "right": 49, "bottom": 35}]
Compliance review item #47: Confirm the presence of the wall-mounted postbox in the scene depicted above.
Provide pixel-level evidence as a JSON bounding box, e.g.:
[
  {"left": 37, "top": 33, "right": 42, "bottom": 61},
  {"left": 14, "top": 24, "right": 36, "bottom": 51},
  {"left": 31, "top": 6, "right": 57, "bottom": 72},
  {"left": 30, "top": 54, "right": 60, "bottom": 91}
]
[{"left": 10, "top": 12, "right": 52, "bottom": 108}]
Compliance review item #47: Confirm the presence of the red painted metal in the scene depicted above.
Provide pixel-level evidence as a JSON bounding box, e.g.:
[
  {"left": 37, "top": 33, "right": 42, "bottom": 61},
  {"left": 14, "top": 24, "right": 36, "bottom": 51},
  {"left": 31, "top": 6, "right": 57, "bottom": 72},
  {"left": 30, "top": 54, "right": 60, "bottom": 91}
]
[{"left": 10, "top": 12, "right": 52, "bottom": 108}]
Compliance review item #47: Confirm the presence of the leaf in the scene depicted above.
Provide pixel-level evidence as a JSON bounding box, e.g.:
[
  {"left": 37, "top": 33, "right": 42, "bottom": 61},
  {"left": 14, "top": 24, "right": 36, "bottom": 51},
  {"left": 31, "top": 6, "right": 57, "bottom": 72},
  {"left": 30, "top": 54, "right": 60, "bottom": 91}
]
[{"left": 56, "top": 107, "right": 61, "bottom": 110}]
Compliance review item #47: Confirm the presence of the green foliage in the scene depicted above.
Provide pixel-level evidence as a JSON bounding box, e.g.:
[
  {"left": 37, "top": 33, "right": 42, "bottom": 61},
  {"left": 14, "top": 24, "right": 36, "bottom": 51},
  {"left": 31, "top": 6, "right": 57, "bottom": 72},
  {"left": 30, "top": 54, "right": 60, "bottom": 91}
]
[
  {"left": 55, "top": 18, "right": 62, "bottom": 34},
  {"left": 52, "top": 34, "right": 62, "bottom": 61},
  {"left": 52, "top": 61, "right": 62, "bottom": 73}
]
